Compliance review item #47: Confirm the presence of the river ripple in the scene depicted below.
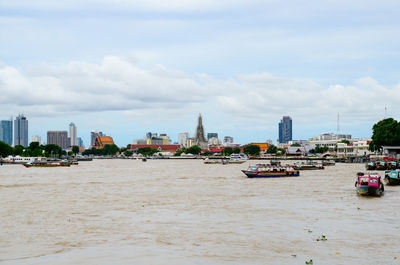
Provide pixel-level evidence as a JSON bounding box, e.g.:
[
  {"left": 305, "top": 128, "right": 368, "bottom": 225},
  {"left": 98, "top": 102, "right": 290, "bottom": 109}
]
[{"left": 0, "top": 159, "right": 399, "bottom": 264}]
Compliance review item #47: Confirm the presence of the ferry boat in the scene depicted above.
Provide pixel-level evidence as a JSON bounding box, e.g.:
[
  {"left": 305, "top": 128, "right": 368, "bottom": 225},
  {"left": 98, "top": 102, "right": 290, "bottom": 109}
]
[
  {"left": 230, "top": 153, "right": 249, "bottom": 160},
  {"left": 1, "top": 156, "right": 41, "bottom": 164},
  {"left": 355, "top": 172, "right": 384, "bottom": 196},
  {"left": 23, "top": 160, "right": 71, "bottom": 168},
  {"left": 292, "top": 161, "right": 324, "bottom": 170},
  {"left": 241, "top": 164, "right": 300, "bottom": 178},
  {"left": 384, "top": 170, "right": 400, "bottom": 185}
]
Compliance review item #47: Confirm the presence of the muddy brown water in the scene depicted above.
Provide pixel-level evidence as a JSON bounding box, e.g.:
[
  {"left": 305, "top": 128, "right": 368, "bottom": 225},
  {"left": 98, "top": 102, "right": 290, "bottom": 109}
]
[{"left": 0, "top": 160, "right": 399, "bottom": 264}]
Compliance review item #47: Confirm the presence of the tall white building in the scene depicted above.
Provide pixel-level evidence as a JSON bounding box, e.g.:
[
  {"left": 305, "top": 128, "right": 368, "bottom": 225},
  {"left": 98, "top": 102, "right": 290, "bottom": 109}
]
[
  {"left": 69, "top": 122, "right": 78, "bottom": 147},
  {"left": 178, "top": 132, "right": 189, "bottom": 147},
  {"left": 208, "top": 137, "right": 221, "bottom": 146},
  {"left": 30, "top": 135, "right": 41, "bottom": 144}
]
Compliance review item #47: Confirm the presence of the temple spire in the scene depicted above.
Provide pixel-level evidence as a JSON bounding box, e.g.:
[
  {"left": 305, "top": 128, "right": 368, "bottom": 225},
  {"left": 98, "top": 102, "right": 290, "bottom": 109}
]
[{"left": 195, "top": 113, "right": 207, "bottom": 149}]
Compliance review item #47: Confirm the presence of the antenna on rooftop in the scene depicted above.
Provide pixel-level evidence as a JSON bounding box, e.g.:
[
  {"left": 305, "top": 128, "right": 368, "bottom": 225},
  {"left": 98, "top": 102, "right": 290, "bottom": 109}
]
[{"left": 337, "top": 113, "right": 340, "bottom": 134}]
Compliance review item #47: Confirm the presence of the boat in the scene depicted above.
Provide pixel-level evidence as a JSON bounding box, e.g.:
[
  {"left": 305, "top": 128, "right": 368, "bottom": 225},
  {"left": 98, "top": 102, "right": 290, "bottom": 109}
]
[
  {"left": 292, "top": 161, "right": 324, "bottom": 170},
  {"left": 376, "top": 161, "right": 387, "bottom": 170},
  {"left": 366, "top": 162, "right": 376, "bottom": 170},
  {"left": 204, "top": 158, "right": 230, "bottom": 164},
  {"left": 355, "top": 172, "right": 384, "bottom": 196},
  {"left": 270, "top": 160, "right": 281, "bottom": 166},
  {"left": 384, "top": 170, "right": 400, "bottom": 185},
  {"left": 23, "top": 161, "right": 71, "bottom": 168},
  {"left": 1, "top": 156, "right": 42, "bottom": 164},
  {"left": 322, "top": 160, "right": 335, "bottom": 166},
  {"left": 241, "top": 164, "right": 300, "bottom": 178}
]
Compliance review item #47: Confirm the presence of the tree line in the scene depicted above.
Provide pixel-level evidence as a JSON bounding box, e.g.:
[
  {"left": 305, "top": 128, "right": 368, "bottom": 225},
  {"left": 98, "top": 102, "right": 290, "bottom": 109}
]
[{"left": 0, "top": 141, "right": 71, "bottom": 158}]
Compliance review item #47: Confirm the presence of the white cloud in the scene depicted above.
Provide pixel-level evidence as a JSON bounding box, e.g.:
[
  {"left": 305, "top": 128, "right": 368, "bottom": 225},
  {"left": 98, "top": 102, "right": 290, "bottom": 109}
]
[{"left": 1, "top": 56, "right": 399, "bottom": 128}]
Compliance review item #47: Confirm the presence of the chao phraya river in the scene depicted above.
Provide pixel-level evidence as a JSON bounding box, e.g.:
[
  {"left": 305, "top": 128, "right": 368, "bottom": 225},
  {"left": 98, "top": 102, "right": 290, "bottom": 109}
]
[{"left": 0, "top": 159, "right": 399, "bottom": 264}]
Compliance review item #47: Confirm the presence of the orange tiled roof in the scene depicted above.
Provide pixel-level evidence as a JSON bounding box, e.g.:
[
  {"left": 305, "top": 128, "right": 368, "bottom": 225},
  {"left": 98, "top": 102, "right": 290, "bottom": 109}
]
[{"left": 95, "top": 136, "right": 115, "bottom": 148}]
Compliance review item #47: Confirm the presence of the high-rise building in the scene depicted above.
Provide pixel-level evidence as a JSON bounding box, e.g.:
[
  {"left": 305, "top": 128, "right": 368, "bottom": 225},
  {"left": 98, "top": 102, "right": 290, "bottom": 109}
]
[
  {"left": 0, "top": 119, "right": 13, "bottom": 145},
  {"left": 14, "top": 114, "right": 28, "bottom": 147},
  {"left": 69, "top": 122, "right": 78, "bottom": 147},
  {"left": 30, "top": 135, "right": 41, "bottom": 144},
  {"left": 178, "top": 132, "right": 189, "bottom": 147},
  {"left": 90, "top": 131, "right": 104, "bottom": 148},
  {"left": 279, "top": 116, "right": 292, "bottom": 143},
  {"left": 208, "top": 137, "right": 221, "bottom": 146},
  {"left": 47, "top": 131, "right": 69, "bottom": 149},
  {"left": 77, "top": 137, "right": 84, "bottom": 147},
  {"left": 207, "top": 133, "right": 218, "bottom": 139},
  {"left": 194, "top": 114, "right": 208, "bottom": 149},
  {"left": 224, "top": 136, "right": 234, "bottom": 144}
]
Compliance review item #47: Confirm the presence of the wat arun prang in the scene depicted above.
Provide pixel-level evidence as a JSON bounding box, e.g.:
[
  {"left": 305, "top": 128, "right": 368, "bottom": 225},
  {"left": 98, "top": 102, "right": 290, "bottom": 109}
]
[{"left": 195, "top": 114, "right": 208, "bottom": 149}]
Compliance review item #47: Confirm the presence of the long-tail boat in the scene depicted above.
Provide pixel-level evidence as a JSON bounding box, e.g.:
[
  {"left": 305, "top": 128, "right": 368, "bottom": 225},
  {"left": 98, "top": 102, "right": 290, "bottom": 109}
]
[
  {"left": 355, "top": 172, "right": 384, "bottom": 196},
  {"left": 384, "top": 170, "right": 400, "bottom": 185}
]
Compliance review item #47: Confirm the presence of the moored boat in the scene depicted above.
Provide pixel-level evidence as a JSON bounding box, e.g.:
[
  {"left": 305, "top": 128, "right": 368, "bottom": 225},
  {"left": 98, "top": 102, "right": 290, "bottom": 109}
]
[
  {"left": 322, "top": 160, "right": 335, "bottom": 166},
  {"left": 242, "top": 164, "right": 299, "bottom": 178},
  {"left": 366, "top": 161, "right": 376, "bottom": 170},
  {"left": 384, "top": 170, "right": 400, "bottom": 185},
  {"left": 355, "top": 172, "right": 384, "bottom": 196},
  {"left": 292, "top": 161, "right": 324, "bottom": 170},
  {"left": 23, "top": 161, "right": 71, "bottom": 168}
]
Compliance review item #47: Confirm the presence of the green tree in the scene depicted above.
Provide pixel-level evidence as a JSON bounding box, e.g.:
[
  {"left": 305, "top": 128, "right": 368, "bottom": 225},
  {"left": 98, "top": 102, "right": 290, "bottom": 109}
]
[
  {"left": 72, "top": 146, "right": 80, "bottom": 155},
  {"left": 267, "top": 144, "right": 278, "bottom": 154},
  {"left": 243, "top": 145, "right": 260, "bottom": 156},
  {"left": 44, "top": 144, "right": 62, "bottom": 157},
  {"left": 232, "top": 147, "right": 241, "bottom": 154},
  {"left": 291, "top": 143, "right": 301, "bottom": 147},
  {"left": 187, "top": 145, "right": 201, "bottom": 155},
  {"left": 103, "top": 144, "right": 119, "bottom": 155},
  {"left": 13, "top": 145, "right": 24, "bottom": 156},
  {"left": 138, "top": 147, "right": 158, "bottom": 156},
  {"left": 338, "top": 139, "right": 350, "bottom": 144},
  {"left": 0, "top": 141, "right": 14, "bottom": 157},
  {"left": 124, "top": 150, "right": 133, "bottom": 157},
  {"left": 369, "top": 118, "right": 400, "bottom": 151},
  {"left": 313, "top": 145, "right": 329, "bottom": 154},
  {"left": 29, "top": 141, "right": 40, "bottom": 150},
  {"left": 174, "top": 147, "right": 187, "bottom": 156},
  {"left": 221, "top": 147, "right": 233, "bottom": 156}
]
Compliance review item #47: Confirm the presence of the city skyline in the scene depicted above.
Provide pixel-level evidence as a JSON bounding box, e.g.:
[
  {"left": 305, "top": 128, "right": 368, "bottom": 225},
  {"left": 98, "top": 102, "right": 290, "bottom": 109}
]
[
  {"left": 0, "top": 112, "right": 379, "bottom": 147},
  {"left": 1, "top": 1, "right": 399, "bottom": 145}
]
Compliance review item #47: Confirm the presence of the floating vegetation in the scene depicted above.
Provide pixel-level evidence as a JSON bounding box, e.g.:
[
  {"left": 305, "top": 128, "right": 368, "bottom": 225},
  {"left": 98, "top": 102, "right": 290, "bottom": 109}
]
[
  {"left": 305, "top": 259, "right": 313, "bottom": 264},
  {"left": 316, "top": 235, "right": 327, "bottom": 241}
]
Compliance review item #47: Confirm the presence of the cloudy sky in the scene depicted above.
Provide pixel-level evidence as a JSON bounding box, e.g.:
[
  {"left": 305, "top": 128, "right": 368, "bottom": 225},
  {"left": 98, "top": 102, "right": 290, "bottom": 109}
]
[{"left": 1, "top": 0, "right": 399, "bottom": 146}]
